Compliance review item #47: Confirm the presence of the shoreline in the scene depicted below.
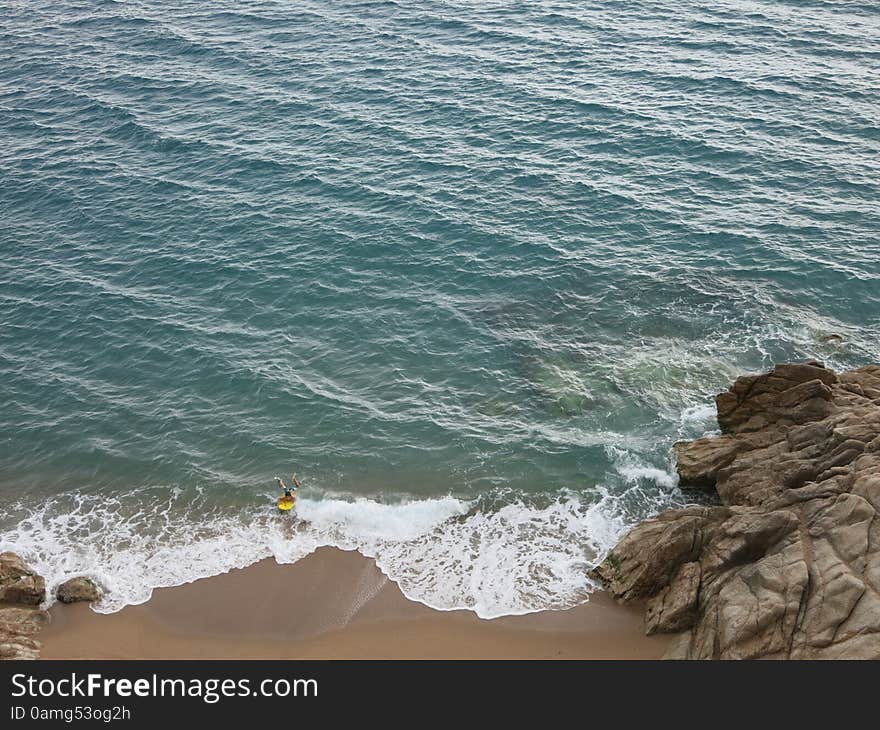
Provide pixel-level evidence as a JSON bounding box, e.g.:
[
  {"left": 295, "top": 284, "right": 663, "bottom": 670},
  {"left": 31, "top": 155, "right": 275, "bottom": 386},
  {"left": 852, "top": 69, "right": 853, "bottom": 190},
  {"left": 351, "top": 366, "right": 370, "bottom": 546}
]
[{"left": 39, "top": 547, "right": 667, "bottom": 660}]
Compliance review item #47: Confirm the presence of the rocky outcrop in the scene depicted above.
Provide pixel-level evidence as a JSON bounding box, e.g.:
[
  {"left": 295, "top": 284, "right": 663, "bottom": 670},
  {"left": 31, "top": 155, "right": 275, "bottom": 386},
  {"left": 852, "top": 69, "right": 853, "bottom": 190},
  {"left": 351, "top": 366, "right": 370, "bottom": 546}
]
[
  {"left": 0, "top": 607, "right": 51, "bottom": 660},
  {"left": 0, "top": 553, "right": 49, "bottom": 659},
  {"left": 592, "top": 361, "right": 880, "bottom": 659},
  {"left": 56, "top": 577, "right": 101, "bottom": 604},
  {"left": 0, "top": 552, "right": 45, "bottom": 605}
]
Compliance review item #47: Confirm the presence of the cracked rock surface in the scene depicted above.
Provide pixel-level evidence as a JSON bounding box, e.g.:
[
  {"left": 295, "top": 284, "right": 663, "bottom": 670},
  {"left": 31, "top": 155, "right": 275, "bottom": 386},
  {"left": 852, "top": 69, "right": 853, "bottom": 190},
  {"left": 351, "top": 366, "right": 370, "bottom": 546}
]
[
  {"left": 0, "top": 552, "right": 49, "bottom": 659},
  {"left": 592, "top": 361, "right": 880, "bottom": 659}
]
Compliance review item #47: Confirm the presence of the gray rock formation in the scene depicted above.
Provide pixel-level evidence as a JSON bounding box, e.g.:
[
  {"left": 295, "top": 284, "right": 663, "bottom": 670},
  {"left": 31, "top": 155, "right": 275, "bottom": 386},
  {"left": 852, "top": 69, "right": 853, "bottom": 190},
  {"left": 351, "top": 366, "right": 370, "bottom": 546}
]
[
  {"left": 56, "top": 577, "right": 101, "bottom": 604},
  {"left": 592, "top": 361, "right": 880, "bottom": 659},
  {"left": 0, "top": 553, "right": 50, "bottom": 659}
]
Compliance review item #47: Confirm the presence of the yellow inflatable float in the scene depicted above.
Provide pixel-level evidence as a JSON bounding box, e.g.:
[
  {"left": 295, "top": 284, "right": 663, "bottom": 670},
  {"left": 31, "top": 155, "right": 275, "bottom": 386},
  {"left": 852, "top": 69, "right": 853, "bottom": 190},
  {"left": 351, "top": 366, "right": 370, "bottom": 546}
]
[{"left": 277, "top": 495, "right": 296, "bottom": 512}]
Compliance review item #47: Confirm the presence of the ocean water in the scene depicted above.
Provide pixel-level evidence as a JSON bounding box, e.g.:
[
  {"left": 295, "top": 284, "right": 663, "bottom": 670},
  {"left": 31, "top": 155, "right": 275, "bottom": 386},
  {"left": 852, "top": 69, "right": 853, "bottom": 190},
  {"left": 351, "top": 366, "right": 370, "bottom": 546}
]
[{"left": 1, "top": 0, "right": 878, "bottom": 617}]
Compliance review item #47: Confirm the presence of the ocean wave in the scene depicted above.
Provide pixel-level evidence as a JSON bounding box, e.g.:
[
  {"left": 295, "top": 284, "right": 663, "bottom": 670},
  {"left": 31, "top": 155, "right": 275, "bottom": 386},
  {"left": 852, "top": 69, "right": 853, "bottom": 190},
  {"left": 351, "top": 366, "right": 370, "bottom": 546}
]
[{"left": 0, "top": 484, "right": 671, "bottom": 619}]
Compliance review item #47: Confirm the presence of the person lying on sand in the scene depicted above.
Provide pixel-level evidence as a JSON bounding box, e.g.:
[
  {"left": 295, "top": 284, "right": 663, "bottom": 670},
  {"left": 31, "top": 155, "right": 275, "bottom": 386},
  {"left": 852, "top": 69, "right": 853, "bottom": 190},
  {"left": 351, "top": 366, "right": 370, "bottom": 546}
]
[{"left": 275, "top": 473, "right": 301, "bottom": 497}]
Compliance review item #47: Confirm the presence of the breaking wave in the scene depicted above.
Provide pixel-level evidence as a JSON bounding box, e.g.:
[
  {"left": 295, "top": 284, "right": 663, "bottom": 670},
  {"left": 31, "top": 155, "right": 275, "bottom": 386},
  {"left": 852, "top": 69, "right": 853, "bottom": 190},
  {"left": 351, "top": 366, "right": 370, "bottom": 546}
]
[{"left": 0, "top": 479, "right": 679, "bottom": 619}]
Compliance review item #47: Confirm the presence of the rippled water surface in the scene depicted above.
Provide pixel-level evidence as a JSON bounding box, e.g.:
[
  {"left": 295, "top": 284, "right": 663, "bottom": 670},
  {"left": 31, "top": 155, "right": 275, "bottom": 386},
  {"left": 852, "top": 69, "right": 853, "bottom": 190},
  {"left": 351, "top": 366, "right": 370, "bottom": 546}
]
[{"left": 1, "top": 0, "right": 878, "bottom": 615}]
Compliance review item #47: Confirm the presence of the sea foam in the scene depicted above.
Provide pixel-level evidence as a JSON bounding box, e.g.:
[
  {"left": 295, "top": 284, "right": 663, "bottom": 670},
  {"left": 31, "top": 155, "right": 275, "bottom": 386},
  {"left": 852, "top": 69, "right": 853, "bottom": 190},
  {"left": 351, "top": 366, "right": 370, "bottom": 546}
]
[{"left": 0, "top": 485, "right": 655, "bottom": 618}]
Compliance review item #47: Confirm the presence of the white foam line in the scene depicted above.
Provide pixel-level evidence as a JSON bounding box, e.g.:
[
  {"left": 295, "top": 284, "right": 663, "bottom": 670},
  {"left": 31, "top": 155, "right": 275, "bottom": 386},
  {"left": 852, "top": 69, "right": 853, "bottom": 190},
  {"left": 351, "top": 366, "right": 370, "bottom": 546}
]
[{"left": 0, "top": 485, "right": 659, "bottom": 619}]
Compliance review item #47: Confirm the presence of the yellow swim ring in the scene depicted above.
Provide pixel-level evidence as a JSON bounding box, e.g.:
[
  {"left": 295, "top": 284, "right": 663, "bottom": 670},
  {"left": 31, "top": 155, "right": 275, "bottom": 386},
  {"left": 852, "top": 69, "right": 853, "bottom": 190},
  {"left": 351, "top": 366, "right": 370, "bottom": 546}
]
[{"left": 277, "top": 495, "right": 296, "bottom": 512}]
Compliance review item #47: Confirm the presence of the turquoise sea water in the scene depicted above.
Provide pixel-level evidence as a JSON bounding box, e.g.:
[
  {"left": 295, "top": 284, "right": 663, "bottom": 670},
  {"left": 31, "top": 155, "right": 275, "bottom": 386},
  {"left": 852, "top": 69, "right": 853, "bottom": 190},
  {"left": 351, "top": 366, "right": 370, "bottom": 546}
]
[{"left": 1, "top": 0, "right": 878, "bottom": 616}]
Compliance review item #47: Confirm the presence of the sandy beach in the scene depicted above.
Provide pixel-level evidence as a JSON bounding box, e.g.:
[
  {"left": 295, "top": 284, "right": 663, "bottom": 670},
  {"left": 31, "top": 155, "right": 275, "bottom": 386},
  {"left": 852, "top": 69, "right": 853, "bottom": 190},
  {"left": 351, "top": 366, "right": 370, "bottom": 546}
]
[{"left": 39, "top": 547, "right": 667, "bottom": 659}]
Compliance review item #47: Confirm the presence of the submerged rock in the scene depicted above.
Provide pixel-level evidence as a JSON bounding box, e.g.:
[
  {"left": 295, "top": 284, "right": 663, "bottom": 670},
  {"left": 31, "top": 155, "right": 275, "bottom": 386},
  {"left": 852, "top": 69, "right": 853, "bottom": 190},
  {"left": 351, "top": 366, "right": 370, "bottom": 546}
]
[
  {"left": 0, "top": 552, "right": 46, "bottom": 605},
  {"left": 592, "top": 362, "right": 880, "bottom": 659},
  {"left": 56, "top": 577, "right": 101, "bottom": 604}
]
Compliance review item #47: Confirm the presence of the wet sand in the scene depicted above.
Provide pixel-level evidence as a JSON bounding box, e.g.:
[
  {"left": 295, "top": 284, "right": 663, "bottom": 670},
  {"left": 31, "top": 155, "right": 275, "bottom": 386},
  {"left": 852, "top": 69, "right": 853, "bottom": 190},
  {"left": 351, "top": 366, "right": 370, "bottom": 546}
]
[{"left": 40, "top": 547, "right": 667, "bottom": 659}]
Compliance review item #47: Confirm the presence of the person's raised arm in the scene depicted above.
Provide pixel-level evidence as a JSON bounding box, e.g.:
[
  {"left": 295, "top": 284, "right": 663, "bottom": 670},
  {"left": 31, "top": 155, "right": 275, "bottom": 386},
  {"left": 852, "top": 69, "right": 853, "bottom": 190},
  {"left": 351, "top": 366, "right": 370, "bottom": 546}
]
[{"left": 291, "top": 473, "right": 301, "bottom": 489}]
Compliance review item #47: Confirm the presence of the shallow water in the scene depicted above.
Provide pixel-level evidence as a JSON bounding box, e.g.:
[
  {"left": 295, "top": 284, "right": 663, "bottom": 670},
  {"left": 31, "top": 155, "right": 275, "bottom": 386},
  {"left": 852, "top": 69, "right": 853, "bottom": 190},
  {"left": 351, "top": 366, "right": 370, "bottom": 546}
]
[{"left": 1, "top": 0, "right": 878, "bottom": 616}]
